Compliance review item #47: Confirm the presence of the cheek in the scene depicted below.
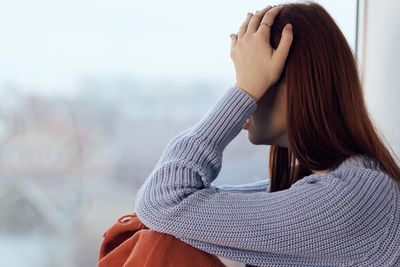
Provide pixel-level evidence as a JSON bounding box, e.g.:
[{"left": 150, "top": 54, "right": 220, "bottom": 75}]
[
  {"left": 263, "top": 116, "right": 286, "bottom": 140},
  {"left": 271, "top": 108, "right": 287, "bottom": 130},
  {"left": 248, "top": 101, "right": 287, "bottom": 143},
  {"left": 270, "top": 89, "right": 287, "bottom": 131},
  {"left": 271, "top": 102, "right": 288, "bottom": 137}
]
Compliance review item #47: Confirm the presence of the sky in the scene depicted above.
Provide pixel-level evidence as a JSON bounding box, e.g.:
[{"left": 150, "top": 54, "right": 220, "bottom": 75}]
[{"left": 0, "top": 0, "right": 357, "bottom": 97}]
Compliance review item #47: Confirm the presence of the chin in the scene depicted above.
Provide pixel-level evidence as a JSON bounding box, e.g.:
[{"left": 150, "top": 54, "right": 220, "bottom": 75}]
[
  {"left": 248, "top": 131, "right": 285, "bottom": 146},
  {"left": 247, "top": 132, "right": 266, "bottom": 145}
]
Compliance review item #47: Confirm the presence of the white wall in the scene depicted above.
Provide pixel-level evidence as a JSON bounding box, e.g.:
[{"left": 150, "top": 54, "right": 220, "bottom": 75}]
[{"left": 361, "top": 0, "right": 400, "bottom": 161}]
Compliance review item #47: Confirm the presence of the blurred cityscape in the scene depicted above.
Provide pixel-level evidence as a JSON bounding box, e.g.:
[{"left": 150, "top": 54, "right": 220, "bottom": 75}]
[{"left": 0, "top": 77, "right": 269, "bottom": 267}]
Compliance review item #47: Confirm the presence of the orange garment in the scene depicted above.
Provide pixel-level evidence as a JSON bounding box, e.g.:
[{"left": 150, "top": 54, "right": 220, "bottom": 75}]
[{"left": 98, "top": 213, "right": 226, "bottom": 267}]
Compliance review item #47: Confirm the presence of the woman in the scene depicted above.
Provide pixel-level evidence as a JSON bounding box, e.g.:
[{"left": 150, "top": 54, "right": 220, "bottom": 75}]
[{"left": 135, "top": 2, "right": 400, "bottom": 266}]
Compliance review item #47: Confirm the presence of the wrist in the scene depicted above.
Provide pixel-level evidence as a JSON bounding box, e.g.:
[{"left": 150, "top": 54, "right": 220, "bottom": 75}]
[{"left": 233, "top": 83, "right": 261, "bottom": 102}]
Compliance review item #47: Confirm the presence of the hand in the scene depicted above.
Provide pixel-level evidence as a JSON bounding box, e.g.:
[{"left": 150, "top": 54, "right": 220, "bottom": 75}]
[{"left": 230, "top": 5, "right": 293, "bottom": 102}]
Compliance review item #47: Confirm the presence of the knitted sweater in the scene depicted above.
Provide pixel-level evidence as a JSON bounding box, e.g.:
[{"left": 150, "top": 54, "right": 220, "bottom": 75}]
[{"left": 135, "top": 86, "right": 400, "bottom": 267}]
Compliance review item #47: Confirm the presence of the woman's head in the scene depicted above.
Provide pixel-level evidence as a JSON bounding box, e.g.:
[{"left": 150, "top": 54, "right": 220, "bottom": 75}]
[{"left": 246, "top": 1, "right": 400, "bottom": 191}]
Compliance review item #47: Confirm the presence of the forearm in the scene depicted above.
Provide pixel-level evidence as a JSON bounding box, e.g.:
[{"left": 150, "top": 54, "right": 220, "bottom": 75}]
[{"left": 140, "top": 87, "right": 257, "bottom": 188}]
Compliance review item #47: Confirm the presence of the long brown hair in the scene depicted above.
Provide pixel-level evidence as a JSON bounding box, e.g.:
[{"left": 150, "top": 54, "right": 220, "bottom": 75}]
[{"left": 267, "top": 1, "right": 400, "bottom": 192}]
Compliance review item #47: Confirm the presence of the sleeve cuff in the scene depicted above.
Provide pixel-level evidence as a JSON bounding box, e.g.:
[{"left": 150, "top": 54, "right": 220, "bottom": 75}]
[{"left": 191, "top": 86, "right": 257, "bottom": 149}]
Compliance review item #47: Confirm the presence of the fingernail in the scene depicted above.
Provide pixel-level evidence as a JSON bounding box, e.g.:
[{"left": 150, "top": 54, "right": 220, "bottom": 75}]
[
  {"left": 286, "top": 24, "right": 292, "bottom": 32},
  {"left": 247, "top": 12, "right": 253, "bottom": 16}
]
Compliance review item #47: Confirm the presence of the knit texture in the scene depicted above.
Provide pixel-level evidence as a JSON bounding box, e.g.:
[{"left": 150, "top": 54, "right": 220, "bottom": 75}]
[{"left": 135, "top": 86, "right": 400, "bottom": 267}]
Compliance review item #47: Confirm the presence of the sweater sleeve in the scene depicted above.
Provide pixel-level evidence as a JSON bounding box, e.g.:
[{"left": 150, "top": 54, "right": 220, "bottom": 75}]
[{"left": 134, "top": 87, "right": 393, "bottom": 265}]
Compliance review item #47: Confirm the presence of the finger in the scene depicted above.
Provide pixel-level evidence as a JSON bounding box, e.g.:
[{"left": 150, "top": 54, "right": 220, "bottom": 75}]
[
  {"left": 230, "top": 34, "right": 237, "bottom": 50},
  {"left": 258, "top": 5, "right": 285, "bottom": 42},
  {"left": 237, "top": 12, "right": 253, "bottom": 40},
  {"left": 273, "top": 24, "right": 293, "bottom": 67},
  {"left": 247, "top": 5, "right": 273, "bottom": 33}
]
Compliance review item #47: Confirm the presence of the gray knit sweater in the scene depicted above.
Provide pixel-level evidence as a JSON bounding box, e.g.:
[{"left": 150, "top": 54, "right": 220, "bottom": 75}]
[{"left": 135, "top": 86, "right": 400, "bottom": 266}]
